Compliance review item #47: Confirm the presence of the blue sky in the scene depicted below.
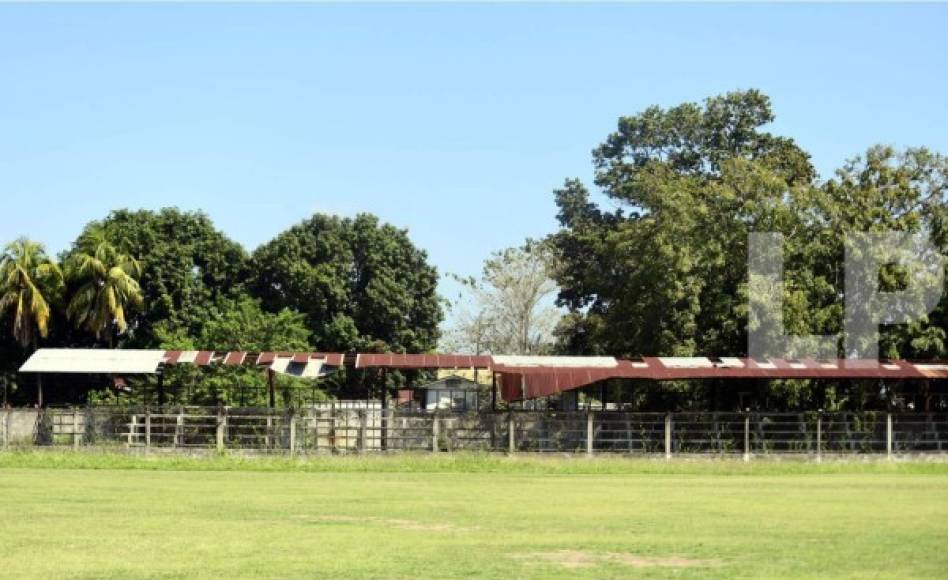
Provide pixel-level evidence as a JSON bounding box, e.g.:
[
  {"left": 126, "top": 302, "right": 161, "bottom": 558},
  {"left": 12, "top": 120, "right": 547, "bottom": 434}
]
[{"left": 1, "top": 3, "right": 947, "bottom": 303}]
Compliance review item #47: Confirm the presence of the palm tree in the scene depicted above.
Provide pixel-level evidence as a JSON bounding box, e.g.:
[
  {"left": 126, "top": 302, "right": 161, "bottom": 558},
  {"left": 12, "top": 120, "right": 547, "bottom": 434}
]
[
  {"left": 66, "top": 227, "right": 143, "bottom": 347},
  {"left": 0, "top": 238, "right": 64, "bottom": 350}
]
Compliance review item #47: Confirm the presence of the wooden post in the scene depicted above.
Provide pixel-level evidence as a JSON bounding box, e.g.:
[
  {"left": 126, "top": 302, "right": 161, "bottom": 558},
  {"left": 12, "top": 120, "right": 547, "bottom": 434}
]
[
  {"left": 431, "top": 412, "right": 440, "bottom": 453},
  {"left": 267, "top": 369, "right": 275, "bottom": 409},
  {"left": 73, "top": 406, "right": 80, "bottom": 449},
  {"left": 743, "top": 413, "right": 750, "bottom": 462},
  {"left": 508, "top": 411, "right": 515, "bottom": 453},
  {"left": 491, "top": 374, "right": 497, "bottom": 411},
  {"left": 145, "top": 410, "right": 151, "bottom": 449},
  {"left": 157, "top": 370, "right": 165, "bottom": 407},
  {"left": 816, "top": 412, "right": 822, "bottom": 464},
  {"left": 330, "top": 403, "right": 337, "bottom": 454},
  {"left": 128, "top": 414, "right": 137, "bottom": 447},
  {"left": 664, "top": 413, "right": 672, "bottom": 460},
  {"left": 36, "top": 374, "right": 43, "bottom": 408},
  {"left": 381, "top": 370, "right": 388, "bottom": 451},
  {"left": 586, "top": 411, "right": 594, "bottom": 455},
  {"left": 216, "top": 407, "right": 225, "bottom": 452},
  {"left": 886, "top": 412, "right": 893, "bottom": 460}
]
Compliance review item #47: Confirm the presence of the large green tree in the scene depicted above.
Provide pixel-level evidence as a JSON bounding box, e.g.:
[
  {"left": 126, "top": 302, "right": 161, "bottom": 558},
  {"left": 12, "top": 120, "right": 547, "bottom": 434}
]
[
  {"left": 550, "top": 90, "right": 948, "bottom": 410},
  {"left": 249, "top": 213, "right": 442, "bottom": 352},
  {"left": 78, "top": 208, "right": 249, "bottom": 347},
  {"left": 553, "top": 90, "right": 818, "bottom": 358},
  {"left": 65, "top": 227, "right": 144, "bottom": 346},
  {"left": 0, "top": 238, "right": 63, "bottom": 350}
]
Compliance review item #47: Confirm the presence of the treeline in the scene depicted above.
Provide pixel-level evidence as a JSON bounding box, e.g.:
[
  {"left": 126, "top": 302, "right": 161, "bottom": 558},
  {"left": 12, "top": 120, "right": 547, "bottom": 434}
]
[
  {"left": 0, "top": 211, "right": 442, "bottom": 405},
  {"left": 547, "top": 89, "right": 948, "bottom": 411},
  {"left": 4, "top": 89, "right": 947, "bottom": 411}
]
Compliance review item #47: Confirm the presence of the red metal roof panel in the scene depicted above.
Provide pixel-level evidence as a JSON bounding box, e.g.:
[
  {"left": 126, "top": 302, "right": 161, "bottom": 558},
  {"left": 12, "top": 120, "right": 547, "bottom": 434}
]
[{"left": 223, "top": 352, "right": 247, "bottom": 366}]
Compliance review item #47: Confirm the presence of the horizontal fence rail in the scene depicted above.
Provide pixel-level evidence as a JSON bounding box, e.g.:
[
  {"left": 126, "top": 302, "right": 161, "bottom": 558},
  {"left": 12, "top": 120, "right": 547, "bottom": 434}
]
[{"left": 4, "top": 407, "right": 948, "bottom": 457}]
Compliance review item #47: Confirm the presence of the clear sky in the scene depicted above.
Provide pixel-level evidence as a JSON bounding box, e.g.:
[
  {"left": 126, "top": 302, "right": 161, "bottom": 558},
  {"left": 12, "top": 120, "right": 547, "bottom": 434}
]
[{"left": 1, "top": 3, "right": 947, "bottom": 300}]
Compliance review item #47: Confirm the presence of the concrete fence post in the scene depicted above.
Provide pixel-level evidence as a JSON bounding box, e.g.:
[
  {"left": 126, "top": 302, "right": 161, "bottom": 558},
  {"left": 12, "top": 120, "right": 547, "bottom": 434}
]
[
  {"left": 289, "top": 410, "right": 296, "bottom": 454},
  {"left": 886, "top": 412, "right": 893, "bottom": 460},
  {"left": 816, "top": 413, "right": 822, "bottom": 464},
  {"left": 216, "top": 407, "right": 225, "bottom": 452},
  {"left": 265, "top": 415, "right": 273, "bottom": 449},
  {"left": 175, "top": 409, "right": 184, "bottom": 448},
  {"left": 508, "top": 412, "right": 516, "bottom": 454},
  {"left": 431, "top": 412, "right": 440, "bottom": 453},
  {"left": 359, "top": 410, "right": 367, "bottom": 453},
  {"left": 586, "top": 411, "right": 594, "bottom": 455},
  {"left": 2, "top": 408, "right": 8, "bottom": 449},
  {"left": 73, "top": 406, "right": 80, "bottom": 449},
  {"left": 144, "top": 410, "right": 151, "bottom": 449},
  {"left": 664, "top": 413, "right": 672, "bottom": 460},
  {"left": 128, "top": 414, "right": 137, "bottom": 447},
  {"left": 743, "top": 413, "right": 750, "bottom": 462}
]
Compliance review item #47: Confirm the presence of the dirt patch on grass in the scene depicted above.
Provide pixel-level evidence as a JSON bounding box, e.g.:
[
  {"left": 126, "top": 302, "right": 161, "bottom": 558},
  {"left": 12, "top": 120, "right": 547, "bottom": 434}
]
[
  {"left": 299, "top": 514, "right": 472, "bottom": 533},
  {"left": 512, "top": 550, "right": 717, "bottom": 569}
]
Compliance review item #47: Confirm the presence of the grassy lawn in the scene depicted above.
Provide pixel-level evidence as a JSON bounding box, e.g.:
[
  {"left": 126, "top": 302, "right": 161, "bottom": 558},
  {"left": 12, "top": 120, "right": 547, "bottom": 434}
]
[{"left": 0, "top": 453, "right": 946, "bottom": 579}]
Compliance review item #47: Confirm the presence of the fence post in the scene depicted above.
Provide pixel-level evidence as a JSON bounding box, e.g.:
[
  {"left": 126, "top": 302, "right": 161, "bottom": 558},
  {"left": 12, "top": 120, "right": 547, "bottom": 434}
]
[
  {"left": 265, "top": 414, "right": 273, "bottom": 450},
  {"left": 2, "top": 407, "right": 8, "bottom": 449},
  {"left": 128, "top": 414, "right": 137, "bottom": 447},
  {"left": 586, "top": 411, "right": 594, "bottom": 455},
  {"left": 289, "top": 410, "right": 296, "bottom": 455},
  {"left": 175, "top": 408, "right": 184, "bottom": 448},
  {"left": 216, "top": 407, "right": 225, "bottom": 452},
  {"left": 816, "top": 412, "right": 822, "bottom": 464},
  {"left": 359, "top": 409, "right": 367, "bottom": 453},
  {"left": 330, "top": 405, "right": 337, "bottom": 454},
  {"left": 508, "top": 411, "right": 516, "bottom": 453},
  {"left": 664, "top": 413, "right": 672, "bottom": 460},
  {"left": 431, "top": 412, "right": 440, "bottom": 453},
  {"left": 382, "top": 408, "right": 389, "bottom": 452},
  {"left": 886, "top": 412, "right": 893, "bottom": 460},
  {"left": 145, "top": 409, "right": 151, "bottom": 449},
  {"left": 73, "top": 406, "right": 80, "bottom": 449},
  {"left": 743, "top": 413, "right": 750, "bottom": 462}
]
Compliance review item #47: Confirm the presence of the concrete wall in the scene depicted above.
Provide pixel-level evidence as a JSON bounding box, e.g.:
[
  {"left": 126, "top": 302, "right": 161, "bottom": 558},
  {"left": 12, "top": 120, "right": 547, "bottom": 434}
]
[{"left": 2, "top": 409, "right": 39, "bottom": 445}]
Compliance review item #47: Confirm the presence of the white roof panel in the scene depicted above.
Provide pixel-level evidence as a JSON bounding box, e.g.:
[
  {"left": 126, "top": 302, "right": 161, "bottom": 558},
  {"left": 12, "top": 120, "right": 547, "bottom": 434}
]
[
  {"left": 492, "top": 355, "right": 617, "bottom": 368},
  {"left": 659, "top": 357, "right": 715, "bottom": 369},
  {"left": 19, "top": 348, "right": 166, "bottom": 374}
]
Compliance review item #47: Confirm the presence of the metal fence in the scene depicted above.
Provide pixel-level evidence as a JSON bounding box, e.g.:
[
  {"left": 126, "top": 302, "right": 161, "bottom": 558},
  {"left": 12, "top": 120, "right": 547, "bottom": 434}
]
[{"left": 5, "top": 407, "right": 948, "bottom": 457}]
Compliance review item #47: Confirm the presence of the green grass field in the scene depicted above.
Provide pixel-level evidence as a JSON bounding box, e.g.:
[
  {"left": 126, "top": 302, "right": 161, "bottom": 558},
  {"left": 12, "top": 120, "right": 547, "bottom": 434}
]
[{"left": 1, "top": 452, "right": 947, "bottom": 579}]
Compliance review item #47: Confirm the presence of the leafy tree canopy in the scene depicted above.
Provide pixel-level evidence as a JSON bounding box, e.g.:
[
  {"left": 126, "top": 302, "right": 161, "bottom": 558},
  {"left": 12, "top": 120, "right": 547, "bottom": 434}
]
[
  {"left": 249, "top": 213, "right": 442, "bottom": 353},
  {"left": 551, "top": 90, "right": 948, "bottom": 367},
  {"left": 70, "top": 208, "right": 249, "bottom": 348}
]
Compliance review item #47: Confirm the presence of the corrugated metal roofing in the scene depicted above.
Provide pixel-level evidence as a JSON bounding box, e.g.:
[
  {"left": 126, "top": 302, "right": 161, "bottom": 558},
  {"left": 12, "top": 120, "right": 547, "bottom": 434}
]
[
  {"left": 19, "top": 349, "right": 166, "bottom": 374},
  {"left": 355, "top": 353, "right": 491, "bottom": 369},
  {"left": 19, "top": 349, "right": 948, "bottom": 402}
]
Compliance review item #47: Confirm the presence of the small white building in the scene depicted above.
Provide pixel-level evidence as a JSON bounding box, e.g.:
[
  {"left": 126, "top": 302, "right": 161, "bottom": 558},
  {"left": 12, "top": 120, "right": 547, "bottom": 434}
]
[{"left": 420, "top": 375, "right": 480, "bottom": 411}]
